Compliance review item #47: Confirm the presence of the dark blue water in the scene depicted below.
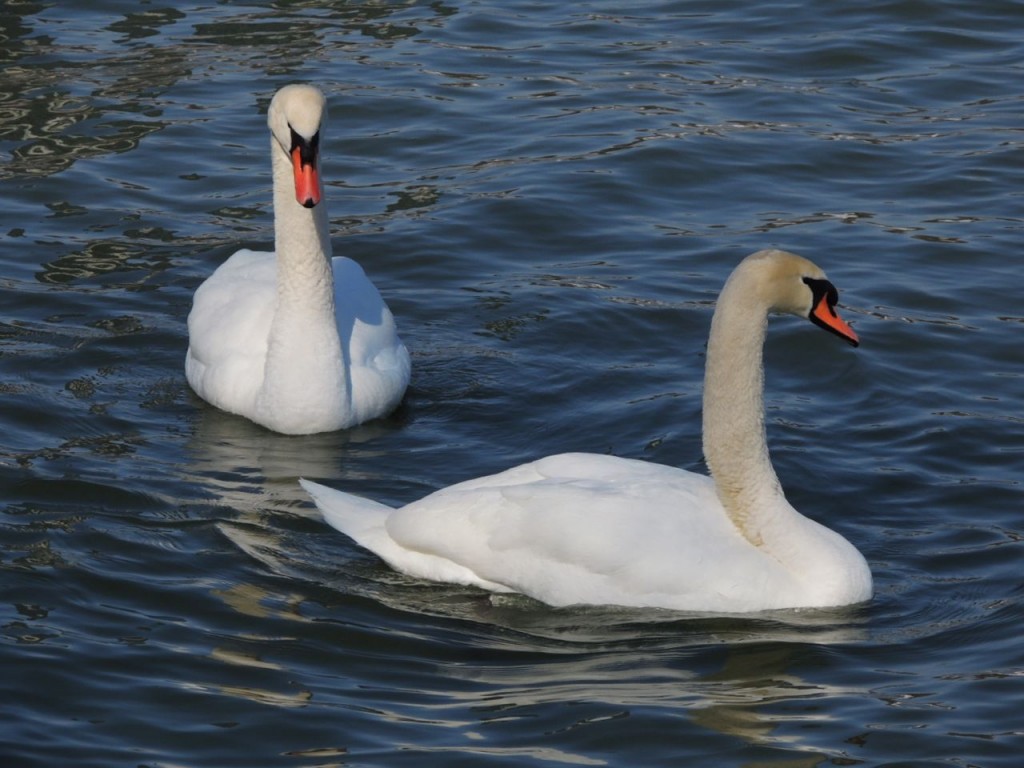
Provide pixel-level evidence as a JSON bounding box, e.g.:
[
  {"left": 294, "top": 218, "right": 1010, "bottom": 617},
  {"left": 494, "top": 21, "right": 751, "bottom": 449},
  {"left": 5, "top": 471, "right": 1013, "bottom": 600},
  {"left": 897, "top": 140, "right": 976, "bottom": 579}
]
[{"left": 3, "top": 1, "right": 1023, "bottom": 765}]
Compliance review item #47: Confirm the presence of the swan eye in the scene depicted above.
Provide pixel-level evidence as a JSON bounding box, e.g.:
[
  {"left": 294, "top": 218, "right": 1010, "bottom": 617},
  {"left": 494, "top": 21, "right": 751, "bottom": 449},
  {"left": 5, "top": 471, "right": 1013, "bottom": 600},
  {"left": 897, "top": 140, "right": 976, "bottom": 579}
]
[
  {"left": 289, "top": 126, "right": 320, "bottom": 169},
  {"left": 802, "top": 276, "right": 838, "bottom": 315},
  {"left": 802, "top": 275, "right": 858, "bottom": 346}
]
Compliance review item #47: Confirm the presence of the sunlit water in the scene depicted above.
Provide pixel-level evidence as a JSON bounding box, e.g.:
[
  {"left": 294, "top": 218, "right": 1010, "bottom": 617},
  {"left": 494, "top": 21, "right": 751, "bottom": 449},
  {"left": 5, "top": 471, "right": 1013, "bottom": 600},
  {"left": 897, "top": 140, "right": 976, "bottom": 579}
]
[{"left": 2, "top": 1, "right": 1023, "bottom": 766}]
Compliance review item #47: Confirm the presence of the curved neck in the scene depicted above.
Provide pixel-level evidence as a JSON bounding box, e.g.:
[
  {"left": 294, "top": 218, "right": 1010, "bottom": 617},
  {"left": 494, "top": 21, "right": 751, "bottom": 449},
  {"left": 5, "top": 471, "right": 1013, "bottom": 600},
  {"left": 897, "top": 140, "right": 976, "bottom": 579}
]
[
  {"left": 702, "top": 272, "right": 785, "bottom": 544},
  {"left": 696, "top": 254, "right": 872, "bottom": 604}
]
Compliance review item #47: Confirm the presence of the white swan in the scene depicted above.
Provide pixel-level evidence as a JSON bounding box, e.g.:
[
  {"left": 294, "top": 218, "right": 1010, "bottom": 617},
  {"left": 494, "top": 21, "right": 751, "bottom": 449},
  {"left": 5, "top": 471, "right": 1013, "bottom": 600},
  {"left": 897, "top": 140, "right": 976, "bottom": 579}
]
[
  {"left": 301, "top": 250, "right": 872, "bottom": 611},
  {"left": 186, "top": 84, "right": 410, "bottom": 435}
]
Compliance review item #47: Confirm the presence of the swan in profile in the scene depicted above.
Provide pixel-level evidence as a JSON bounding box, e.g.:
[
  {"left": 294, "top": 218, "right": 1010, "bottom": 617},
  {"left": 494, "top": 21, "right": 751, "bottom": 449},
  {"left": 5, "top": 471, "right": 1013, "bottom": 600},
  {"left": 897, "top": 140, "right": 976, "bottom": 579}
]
[
  {"left": 302, "top": 250, "right": 872, "bottom": 611},
  {"left": 186, "top": 84, "right": 410, "bottom": 435}
]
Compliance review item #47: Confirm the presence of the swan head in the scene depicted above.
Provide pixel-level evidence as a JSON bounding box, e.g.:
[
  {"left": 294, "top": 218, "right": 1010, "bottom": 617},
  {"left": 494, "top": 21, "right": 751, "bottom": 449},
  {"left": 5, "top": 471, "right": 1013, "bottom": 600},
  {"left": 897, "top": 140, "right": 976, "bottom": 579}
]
[
  {"left": 267, "top": 84, "right": 327, "bottom": 209},
  {"left": 742, "top": 249, "right": 859, "bottom": 347}
]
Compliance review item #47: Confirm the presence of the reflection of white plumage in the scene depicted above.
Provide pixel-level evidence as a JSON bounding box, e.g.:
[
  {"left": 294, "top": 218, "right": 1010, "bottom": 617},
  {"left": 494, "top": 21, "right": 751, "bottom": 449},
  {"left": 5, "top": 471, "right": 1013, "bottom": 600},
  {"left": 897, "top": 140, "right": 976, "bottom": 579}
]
[
  {"left": 186, "top": 84, "right": 410, "bottom": 435},
  {"left": 303, "top": 250, "right": 872, "bottom": 612}
]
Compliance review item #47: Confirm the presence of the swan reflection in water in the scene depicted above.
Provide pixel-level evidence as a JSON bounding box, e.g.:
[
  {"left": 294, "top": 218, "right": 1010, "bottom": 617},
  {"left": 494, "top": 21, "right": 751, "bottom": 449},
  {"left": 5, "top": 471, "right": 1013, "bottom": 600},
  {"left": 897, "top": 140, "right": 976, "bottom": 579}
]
[{"left": 184, "top": 373, "right": 866, "bottom": 768}]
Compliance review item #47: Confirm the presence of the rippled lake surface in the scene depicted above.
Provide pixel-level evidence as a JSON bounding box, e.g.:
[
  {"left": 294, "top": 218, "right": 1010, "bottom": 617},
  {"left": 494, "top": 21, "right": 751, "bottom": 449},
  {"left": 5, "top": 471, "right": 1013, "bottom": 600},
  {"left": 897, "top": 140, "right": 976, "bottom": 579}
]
[{"left": 2, "top": 1, "right": 1023, "bottom": 765}]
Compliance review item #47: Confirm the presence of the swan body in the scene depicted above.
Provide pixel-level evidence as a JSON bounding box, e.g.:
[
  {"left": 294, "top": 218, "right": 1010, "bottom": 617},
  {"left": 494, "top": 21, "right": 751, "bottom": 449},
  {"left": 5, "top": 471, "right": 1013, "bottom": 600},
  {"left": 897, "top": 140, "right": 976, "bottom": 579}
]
[
  {"left": 302, "top": 250, "right": 872, "bottom": 612},
  {"left": 186, "top": 84, "right": 410, "bottom": 435}
]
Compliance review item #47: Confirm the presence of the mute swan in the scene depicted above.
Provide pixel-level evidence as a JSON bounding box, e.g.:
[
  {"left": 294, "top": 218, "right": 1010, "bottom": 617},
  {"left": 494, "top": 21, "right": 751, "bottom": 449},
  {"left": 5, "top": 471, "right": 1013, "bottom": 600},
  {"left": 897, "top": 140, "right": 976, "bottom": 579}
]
[
  {"left": 186, "top": 84, "right": 411, "bottom": 435},
  {"left": 302, "top": 250, "right": 872, "bottom": 611}
]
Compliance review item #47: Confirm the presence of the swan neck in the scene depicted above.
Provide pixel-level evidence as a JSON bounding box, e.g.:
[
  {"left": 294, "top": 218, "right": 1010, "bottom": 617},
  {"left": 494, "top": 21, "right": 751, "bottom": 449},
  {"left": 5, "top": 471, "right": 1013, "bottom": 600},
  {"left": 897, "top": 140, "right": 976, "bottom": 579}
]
[
  {"left": 271, "top": 140, "right": 332, "bottom": 279},
  {"left": 258, "top": 139, "right": 346, "bottom": 419},
  {"left": 267, "top": 138, "right": 335, "bottom": 329},
  {"left": 702, "top": 276, "right": 785, "bottom": 542}
]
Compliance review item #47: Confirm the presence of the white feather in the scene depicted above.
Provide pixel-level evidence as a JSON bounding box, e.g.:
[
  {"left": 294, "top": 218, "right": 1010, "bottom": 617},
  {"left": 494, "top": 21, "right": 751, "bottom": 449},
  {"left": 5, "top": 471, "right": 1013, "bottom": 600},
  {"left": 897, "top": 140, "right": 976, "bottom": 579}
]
[{"left": 302, "top": 250, "right": 872, "bottom": 612}]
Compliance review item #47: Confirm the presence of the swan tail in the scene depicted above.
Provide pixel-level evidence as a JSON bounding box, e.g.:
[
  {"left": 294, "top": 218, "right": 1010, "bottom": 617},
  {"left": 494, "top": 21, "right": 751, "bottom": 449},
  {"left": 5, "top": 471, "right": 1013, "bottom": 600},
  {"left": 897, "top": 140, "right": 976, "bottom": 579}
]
[
  {"left": 300, "top": 478, "right": 515, "bottom": 592},
  {"left": 300, "top": 478, "right": 394, "bottom": 546}
]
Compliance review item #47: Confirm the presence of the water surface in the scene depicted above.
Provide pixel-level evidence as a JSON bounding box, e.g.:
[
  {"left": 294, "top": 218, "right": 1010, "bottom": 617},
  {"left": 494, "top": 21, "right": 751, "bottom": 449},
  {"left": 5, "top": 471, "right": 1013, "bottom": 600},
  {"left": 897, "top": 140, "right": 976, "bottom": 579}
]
[{"left": 2, "top": 1, "right": 1023, "bottom": 766}]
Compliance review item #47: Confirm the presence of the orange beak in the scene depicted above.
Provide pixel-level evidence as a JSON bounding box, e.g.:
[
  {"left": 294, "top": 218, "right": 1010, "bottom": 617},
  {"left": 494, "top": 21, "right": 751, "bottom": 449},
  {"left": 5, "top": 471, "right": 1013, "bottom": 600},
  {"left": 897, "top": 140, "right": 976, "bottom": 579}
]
[
  {"left": 290, "top": 145, "right": 321, "bottom": 208},
  {"left": 811, "top": 293, "right": 859, "bottom": 347}
]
